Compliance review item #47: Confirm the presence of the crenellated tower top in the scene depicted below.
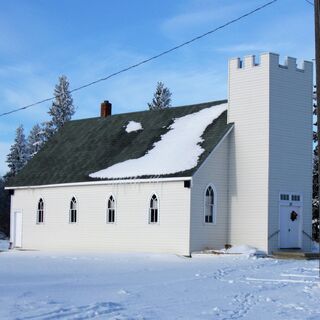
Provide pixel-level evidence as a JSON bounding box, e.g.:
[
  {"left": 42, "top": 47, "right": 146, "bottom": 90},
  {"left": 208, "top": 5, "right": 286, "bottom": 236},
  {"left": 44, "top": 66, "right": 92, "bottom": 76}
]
[{"left": 229, "top": 52, "right": 312, "bottom": 75}]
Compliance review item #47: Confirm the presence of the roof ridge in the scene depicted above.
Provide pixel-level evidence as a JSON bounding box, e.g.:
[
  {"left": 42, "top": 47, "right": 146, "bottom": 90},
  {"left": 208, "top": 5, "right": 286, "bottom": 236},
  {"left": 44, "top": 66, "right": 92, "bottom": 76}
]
[{"left": 70, "top": 99, "right": 228, "bottom": 122}]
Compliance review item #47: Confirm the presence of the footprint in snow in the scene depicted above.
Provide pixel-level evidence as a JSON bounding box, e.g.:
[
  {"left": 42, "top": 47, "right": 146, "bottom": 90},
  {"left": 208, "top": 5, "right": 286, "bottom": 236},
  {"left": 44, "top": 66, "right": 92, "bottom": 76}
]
[
  {"left": 15, "top": 301, "right": 125, "bottom": 320},
  {"left": 117, "top": 289, "right": 130, "bottom": 295}
]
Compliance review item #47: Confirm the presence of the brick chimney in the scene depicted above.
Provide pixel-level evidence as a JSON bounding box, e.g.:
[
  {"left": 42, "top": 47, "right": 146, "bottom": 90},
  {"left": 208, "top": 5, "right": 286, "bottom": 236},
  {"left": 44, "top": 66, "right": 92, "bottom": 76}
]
[{"left": 100, "top": 100, "right": 112, "bottom": 118}]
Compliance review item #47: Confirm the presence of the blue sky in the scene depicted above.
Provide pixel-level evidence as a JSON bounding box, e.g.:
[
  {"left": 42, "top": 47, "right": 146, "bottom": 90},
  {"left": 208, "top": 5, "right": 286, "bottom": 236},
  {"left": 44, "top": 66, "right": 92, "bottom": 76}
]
[{"left": 0, "top": 0, "right": 315, "bottom": 175}]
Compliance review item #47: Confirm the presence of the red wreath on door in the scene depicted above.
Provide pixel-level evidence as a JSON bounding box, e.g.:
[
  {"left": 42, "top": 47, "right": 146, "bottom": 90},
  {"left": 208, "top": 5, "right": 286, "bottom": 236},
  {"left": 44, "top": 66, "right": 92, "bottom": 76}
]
[{"left": 290, "top": 211, "right": 298, "bottom": 221}]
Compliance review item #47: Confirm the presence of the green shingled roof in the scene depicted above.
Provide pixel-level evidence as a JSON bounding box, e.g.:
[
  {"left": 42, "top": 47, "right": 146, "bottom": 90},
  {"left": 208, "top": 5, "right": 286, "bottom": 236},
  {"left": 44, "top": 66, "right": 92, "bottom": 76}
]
[{"left": 7, "top": 100, "right": 232, "bottom": 187}]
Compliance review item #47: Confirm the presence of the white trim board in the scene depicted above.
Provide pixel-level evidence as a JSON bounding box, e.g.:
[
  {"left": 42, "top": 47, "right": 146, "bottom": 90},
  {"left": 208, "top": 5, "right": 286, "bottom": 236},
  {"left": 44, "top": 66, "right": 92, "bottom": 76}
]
[
  {"left": 193, "top": 124, "right": 234, "bottom": 177},
  {"left": 5, "top": 176, "right": 192, "bottom": 190}
]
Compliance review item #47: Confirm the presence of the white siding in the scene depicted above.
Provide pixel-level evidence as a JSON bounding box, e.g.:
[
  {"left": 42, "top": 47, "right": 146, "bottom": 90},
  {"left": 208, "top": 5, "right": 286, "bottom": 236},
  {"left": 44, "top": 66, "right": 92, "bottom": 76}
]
[
  {"left": 190, "top": 133, "right": 231, "bottom": 252},
  {"left": 268, "top": 57, "right": 313, "bottom": 252},
  {"left": 227, "top": 54, "right": 271, "bottom": 251},
  {"left": 228, "top": 53, "right": 313, "bottom": 253},
  {"left": 10, "top": 181, "right": 191, "bottom": 255}
]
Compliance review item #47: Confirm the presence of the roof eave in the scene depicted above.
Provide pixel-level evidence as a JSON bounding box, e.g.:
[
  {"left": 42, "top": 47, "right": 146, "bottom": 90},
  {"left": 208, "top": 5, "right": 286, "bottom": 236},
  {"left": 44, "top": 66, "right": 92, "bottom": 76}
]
[{"left": 4, "top": 176, "right": 192, "bottom": 190}]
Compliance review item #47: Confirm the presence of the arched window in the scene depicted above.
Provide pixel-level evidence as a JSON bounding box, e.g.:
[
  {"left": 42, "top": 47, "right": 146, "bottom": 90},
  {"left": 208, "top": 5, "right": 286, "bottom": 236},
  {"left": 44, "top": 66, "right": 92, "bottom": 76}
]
[
  {"left": 37, "top": 198, "right": 44, "bottom": 224},
  {"left": 149, "top": 194, "right": 159, "bottom": 224},
  {"left": 69, "top": 197, "right": 77, "bottom": 223},
  {"left": 107, "top": 195, "right": 115, "bottom": 223},
  {"left": 205, "top": 186, "right": 215, "bottom": 223}
]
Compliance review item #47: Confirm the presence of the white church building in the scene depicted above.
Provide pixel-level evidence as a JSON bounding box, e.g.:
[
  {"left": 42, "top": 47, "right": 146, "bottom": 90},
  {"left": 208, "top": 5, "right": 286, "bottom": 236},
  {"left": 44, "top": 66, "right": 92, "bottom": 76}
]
[{"left": 6, "top": 53, "right": 313, "bottom": 255}]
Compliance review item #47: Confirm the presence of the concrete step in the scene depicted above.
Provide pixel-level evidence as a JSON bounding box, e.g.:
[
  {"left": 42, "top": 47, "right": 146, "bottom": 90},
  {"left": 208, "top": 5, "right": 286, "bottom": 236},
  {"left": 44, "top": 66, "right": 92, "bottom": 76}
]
[{"left": 272, "top": 250, "right": 320, "bottom": 260}]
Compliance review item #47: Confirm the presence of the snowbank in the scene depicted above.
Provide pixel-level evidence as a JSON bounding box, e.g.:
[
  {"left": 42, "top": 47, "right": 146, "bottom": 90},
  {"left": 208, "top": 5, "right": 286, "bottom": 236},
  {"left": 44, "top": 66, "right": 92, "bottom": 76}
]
[
  {"left": 90, "top": 104, "right": 227, "bottom": 179},
  {"left": 215, "top": 245, "right": 259, "bottom": 256},
  {"left": 125, "top": 121, "right": 142, "bottom": 133},
  {"left": 0, "top": 250, "right": 319, "bottom": 319}
]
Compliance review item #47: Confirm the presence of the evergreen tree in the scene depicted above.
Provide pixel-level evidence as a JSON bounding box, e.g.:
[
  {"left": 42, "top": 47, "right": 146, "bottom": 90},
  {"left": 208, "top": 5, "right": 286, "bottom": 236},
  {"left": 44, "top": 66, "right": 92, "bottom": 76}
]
[
  {"left": 313, "top": 86, "right": 319, "bottom": 242},
  {"left": 148, "top": 81, "right": 172, "bottom": 110},
  {"left": 6, "top": 125, "right": 28, "bottom": 175},
  {"left": 45, "top": 75, "right": 75, "bottom": 138},
  {"left": 27, "top": 124, "right": 46, "bottom": 158},
  {"left": 0, "top": 175, "right": 10, "bottom": 236}
]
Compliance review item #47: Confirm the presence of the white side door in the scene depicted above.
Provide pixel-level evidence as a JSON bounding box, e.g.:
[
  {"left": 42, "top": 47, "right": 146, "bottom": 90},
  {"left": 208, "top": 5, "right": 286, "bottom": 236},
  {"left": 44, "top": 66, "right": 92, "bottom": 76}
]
[
  {"left": 14, "top": 210, "right": 22, "bottom": 247},
  {"left": 280, "top": 205, "right": 301, "bottom": 249}
]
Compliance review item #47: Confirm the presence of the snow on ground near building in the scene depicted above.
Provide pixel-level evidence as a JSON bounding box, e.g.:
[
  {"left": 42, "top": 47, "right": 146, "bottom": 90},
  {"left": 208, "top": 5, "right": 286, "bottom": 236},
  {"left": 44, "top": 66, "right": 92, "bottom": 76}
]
[
  {"left": 125, "top": 121, "right": 143, "bottom": 133},
  {"left": 90, "top": 104, "right": 227, "bottom": 179},
  {"left": 0, "top": 243, "right": 319, "bottom": 320},
  {"left": 215, "top": 244, "right": 262, "bottom": 256}
]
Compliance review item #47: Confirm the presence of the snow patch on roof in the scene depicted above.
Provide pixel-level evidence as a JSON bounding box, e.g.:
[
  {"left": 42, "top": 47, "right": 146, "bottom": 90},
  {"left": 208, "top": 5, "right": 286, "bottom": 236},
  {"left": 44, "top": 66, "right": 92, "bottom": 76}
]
[
  {"left": 125, "top": 121, "right": 143, "bottom": 133},
  {"left": 90, "top": 104, "right": 227, "bottom": 179}
]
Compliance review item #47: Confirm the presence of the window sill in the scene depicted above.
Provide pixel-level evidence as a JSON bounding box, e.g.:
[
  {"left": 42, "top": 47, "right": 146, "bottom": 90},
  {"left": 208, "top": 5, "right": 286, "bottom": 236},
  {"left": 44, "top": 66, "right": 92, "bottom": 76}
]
[{"left": 204, "top": 222, "right": 217, "bottom": 226}]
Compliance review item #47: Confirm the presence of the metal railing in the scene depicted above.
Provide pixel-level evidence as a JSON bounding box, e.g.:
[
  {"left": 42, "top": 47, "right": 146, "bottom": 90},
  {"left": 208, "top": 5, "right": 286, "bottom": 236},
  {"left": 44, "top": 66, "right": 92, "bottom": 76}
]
[
  {"left": 268, "top": 229, "right": 280, "bottom": 240},
  {"left": 302, "top": 230, "right": 313, "bottom": 241}
]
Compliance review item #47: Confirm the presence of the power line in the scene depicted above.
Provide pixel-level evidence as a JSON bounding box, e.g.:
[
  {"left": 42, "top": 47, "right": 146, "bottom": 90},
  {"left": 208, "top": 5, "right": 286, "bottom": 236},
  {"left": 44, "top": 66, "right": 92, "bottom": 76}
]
[
  {"left": 0, "top": 0, "right": 279, "bottom": 118},
  {"left": 305, "top": 0, "right": 314, "bottom": 6}
]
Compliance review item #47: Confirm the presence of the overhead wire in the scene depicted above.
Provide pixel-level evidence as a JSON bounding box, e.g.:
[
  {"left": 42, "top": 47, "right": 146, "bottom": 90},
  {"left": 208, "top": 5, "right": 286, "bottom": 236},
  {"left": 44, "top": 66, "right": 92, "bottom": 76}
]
[
  {"left": 0, "top": 0, "right": 279, "bottom": 117},
  {"left": 305, "top": 0, "right": 314, "bottom": 6}
]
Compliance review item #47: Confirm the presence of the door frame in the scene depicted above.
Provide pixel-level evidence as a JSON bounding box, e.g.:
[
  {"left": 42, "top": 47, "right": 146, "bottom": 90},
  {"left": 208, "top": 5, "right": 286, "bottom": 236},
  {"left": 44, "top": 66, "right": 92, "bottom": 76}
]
[{"left": 278, "top": 192, "right": 303, "bottom": 249}]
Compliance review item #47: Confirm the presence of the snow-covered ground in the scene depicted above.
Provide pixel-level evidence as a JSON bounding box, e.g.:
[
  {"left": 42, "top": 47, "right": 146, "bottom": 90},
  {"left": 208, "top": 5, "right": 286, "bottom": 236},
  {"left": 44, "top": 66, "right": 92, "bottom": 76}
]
[{"left": 0, "top": 241, "right": 319, "bottom": 320}]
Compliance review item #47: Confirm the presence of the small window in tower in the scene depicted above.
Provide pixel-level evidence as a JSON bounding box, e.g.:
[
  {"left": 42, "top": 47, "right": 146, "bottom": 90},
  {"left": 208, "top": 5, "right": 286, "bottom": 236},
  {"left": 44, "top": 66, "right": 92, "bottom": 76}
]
[
  {"left": 291, "top": 195, "right": 300, "bottom": 201},
  {"left": 280, "top": 194, "right": 289, "bottom": 201}
]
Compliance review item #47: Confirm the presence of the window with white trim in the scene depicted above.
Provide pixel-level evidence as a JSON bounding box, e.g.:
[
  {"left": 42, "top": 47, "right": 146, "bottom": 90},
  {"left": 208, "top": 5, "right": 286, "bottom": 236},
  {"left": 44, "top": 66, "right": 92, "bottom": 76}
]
[
  {"left": 69, "top": 197, "right": 77, "bottom": 223},
  {"left": 37, "top": 198, "right": 44, "bottom": 224},
  {"left": 107, "top": 195, "right": 115, "bottom": 223},
  {"left": 280, "top": 194, "right": 289, "bottom": 201},
  {"left": 291, "top": 195, "right": 300, "bottom": 201},
  {"left": 149, "top": 194, "right": 159, "bottom": 224},
  {"left": 205, "top": 186, "right": 215, "bottom": 223}
]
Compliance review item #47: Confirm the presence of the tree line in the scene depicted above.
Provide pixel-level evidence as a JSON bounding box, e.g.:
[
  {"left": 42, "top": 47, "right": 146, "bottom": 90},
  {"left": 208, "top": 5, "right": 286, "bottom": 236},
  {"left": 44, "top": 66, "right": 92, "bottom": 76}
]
[
  {"left": 6, "top": 75, "right": 75, "bottom": 178},
  {"left": 0, "top": 75, "right": 75, "bottom": 236}
]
